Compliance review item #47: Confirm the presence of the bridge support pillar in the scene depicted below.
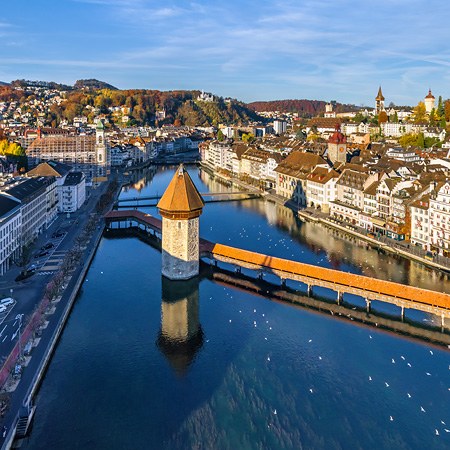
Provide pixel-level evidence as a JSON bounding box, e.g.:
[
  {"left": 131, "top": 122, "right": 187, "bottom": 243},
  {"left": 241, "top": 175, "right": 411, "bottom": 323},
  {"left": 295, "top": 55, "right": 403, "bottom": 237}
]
[
  {"left": 401, "top": 306, "right": 405, "bottom": 322},
  {"left": 281, "top": 278, "right": 286, "bottom": 288},
  {"left": 307, "top": 285, "right": 312, "bottom": 297},
  {"left": 257, "top": 271, "right": 263, "bottom": 280},
  {"left": 365, "top": 299, "right": 371, "bottom": 313},
  {"left": 234, "top": 266, "right": 241, "bottom": 274},
  {"left": 337, "top": 291, "right": 343, "bottom": 305},
  {"left": 441, "top": 314, "right": 445, "bottom": 332}
]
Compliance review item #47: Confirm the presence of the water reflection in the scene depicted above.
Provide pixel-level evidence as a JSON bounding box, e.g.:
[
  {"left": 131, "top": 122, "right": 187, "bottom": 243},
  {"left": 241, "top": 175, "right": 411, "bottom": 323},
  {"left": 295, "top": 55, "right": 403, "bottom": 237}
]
[
  {"left": 198, "top": 167, "right": 449, "bottom": 292},
  {"left": 157, "top": 277, "right": 203, "bottom": 376}
]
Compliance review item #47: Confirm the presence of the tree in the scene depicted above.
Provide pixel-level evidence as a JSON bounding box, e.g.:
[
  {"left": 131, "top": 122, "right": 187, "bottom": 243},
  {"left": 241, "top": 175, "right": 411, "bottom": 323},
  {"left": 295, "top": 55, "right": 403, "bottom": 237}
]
[
  {"left": 353, "top": 112, "right": 366, "bottom": 123},
  {"left": 241, "top": 132, "right": 255, "bottom": 144},
  {"left": 416, "top": 132, "right": 425, "bottom": 148},
  {"left": 389, "top": 111, "right": 399, "bottom": 123},
  {"left": 217, "top": 129, "right": 225, "bottom": 141},
  {"left": 399, "top": 133, "right": 422, "bottom": 148},
  {"left": 429, "top": 108, "right": 437, "bottom": 126},
  {"left": 445, "top": 100, "right": 450, "bottom": 122},
  {"left": 412, "top": 101, "right": 427, "bottom": 124},
  {"left": 378, "top": 110, "right": 388, "bottom": 124},
  {"left": 0, "top": 140, "right": 25, "bottom": 157},
  {"left": 437, "top": 96, "right": 445, "bottom": 119},
  {"left": 424, "top": 136, "right": 441, "bottom": 148},
  {"left": 295, "top": 129, "right": 306, "bottom": 140}
]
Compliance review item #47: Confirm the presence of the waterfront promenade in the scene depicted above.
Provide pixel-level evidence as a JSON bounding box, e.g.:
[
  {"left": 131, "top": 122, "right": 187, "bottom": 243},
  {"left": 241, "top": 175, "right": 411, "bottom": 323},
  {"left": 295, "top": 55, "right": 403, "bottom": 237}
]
[
  {"left": 201, "top": 164, "right": 450, "bottom": 274},
  {"left": 0, "top": 180, "right": 118, "bottom": 449}
]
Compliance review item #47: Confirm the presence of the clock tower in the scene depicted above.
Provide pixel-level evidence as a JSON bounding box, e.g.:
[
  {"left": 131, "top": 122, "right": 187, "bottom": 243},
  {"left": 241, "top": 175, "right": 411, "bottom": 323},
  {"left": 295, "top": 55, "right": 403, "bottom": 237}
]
[{"left": 327, "top": 124, "right": 347, "bottom": 165}]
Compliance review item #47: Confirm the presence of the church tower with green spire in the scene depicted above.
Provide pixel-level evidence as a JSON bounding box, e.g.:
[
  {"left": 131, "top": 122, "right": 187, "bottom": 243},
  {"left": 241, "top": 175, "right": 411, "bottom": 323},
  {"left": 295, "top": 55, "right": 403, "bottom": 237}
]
[{"left": 95, "top": 119, "right": 110, "bottom": 179}]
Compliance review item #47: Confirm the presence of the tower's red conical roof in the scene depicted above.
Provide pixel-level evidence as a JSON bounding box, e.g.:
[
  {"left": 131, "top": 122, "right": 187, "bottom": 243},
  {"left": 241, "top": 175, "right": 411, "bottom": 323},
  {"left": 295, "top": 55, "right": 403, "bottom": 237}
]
[{"left": 157, "top": 164, "right": 204, "bottom": 215}]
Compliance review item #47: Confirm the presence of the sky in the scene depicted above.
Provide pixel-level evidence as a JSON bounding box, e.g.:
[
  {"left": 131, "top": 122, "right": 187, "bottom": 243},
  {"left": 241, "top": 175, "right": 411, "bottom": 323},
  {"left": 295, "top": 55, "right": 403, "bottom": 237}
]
[{"left": 1, "top": 0, "right": 449, "bottom": 106}]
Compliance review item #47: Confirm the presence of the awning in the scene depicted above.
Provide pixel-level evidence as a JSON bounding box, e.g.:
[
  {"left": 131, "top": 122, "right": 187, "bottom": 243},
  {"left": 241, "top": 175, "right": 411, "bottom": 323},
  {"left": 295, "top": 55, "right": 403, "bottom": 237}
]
[{"left": 371, "top": 217, "right": 386, "bottom": 227}]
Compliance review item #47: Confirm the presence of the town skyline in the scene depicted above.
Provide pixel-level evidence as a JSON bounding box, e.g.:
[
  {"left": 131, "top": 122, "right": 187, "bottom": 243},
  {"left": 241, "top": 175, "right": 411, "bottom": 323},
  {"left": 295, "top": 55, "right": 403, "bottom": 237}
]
[{"left": 1, "top": 0, "right": 449, "bottom": 106}]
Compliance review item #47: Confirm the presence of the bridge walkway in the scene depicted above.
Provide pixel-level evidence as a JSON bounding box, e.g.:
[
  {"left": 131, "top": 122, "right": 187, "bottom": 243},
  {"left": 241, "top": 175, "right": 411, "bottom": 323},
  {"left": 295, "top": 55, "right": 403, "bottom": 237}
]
[{"left": 104, "top": 210, "right": 450, "bottom": 321}]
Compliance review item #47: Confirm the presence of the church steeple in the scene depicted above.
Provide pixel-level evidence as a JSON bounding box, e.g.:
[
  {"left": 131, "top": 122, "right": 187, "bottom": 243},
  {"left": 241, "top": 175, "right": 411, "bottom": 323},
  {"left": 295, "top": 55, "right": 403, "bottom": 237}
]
[
  {"left": 376, "top": 86, "right": 385, "bottom": 101},
  {"left": 375, "top": 86, "right": 385, "bottom": 114}
]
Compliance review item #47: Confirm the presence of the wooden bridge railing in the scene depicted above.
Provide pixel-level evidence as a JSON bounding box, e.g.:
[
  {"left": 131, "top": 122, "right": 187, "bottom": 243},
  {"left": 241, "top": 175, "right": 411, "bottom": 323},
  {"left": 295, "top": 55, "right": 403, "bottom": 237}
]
[{"left": 104, "top": 210, "right": 450, "bottom": 317}]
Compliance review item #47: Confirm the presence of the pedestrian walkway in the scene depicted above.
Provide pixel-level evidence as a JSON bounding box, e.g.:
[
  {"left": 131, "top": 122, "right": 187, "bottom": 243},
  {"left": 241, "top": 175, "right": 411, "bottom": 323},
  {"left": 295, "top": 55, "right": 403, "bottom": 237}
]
[{"left": 296, "top": 207, "right": 450, "bottom": 272}]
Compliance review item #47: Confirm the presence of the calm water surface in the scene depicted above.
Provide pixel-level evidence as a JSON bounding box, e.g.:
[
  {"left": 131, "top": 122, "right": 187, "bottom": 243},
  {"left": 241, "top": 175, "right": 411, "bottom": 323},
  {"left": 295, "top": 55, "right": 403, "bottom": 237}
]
[{"left": 24, "top": 166, "right": 450, "bottom": 449}]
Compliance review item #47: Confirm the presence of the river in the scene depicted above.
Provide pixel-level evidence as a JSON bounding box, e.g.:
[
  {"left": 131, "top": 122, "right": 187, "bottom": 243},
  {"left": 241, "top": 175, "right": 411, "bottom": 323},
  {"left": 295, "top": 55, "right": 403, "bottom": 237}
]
[{"left": 23, "top": 165, "right": 450, "bottom": 449}]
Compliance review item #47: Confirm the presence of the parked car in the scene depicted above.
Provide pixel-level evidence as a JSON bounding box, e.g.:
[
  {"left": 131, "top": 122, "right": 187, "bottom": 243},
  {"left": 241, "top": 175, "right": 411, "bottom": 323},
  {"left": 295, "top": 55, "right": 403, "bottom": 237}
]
[
  {"left": 15, "top": 269, "right": 36, "bottom": 282},
  {"left": 0, "top": 298, "right": 14, "bottom": 307},
  {"left": 34, "top": 251, "right": 49, "bottom": 259},
  {"left": 41, "top": 242, "right": 54, "bottom": 251},
  {"left": 0, "top": 305, "right": 7, "bottom": 313}
]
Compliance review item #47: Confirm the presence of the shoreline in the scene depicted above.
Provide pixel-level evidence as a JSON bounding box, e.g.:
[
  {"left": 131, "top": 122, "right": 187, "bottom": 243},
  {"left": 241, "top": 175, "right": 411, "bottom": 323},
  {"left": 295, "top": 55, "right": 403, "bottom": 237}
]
[
  {"left": 1, "top": 181, "right": 122, "bottom": 450},
  {"left": 199, "top": 162, "right": 450, "bottom": 275}
]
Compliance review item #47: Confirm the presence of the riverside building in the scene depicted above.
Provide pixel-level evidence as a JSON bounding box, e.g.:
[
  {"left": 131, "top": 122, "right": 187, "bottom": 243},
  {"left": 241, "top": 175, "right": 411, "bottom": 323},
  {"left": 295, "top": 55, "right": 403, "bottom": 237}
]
[
  {"left": 26, "top": 121, "right": 110, "bottom": 185},
  {"left": 0, "top": 194, "right": 21, "bottom": 275}
]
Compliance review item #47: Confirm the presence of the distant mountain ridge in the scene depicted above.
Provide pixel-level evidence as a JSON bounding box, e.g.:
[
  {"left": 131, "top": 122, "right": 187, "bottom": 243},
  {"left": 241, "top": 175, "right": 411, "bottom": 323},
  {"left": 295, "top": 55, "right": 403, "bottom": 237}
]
[{"left": 247, "top": 99, "right": 359, "bottom": 117}]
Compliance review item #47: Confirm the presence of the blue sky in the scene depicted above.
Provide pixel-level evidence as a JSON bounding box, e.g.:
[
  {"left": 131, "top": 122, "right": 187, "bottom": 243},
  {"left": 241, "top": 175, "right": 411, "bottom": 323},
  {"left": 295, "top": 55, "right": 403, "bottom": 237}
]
[{"left": 1, "top": 0, "right": 449, "bottom": 106}]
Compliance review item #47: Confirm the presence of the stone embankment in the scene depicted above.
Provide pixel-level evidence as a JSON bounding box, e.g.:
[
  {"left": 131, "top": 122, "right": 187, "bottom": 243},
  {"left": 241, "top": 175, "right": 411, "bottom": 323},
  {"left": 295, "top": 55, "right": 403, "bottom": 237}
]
[
  {"left": 1, "top": 180, "right": 122, "bottom": 449},
  {"left": 200, "top": 162, "right": 450, "bottom": 275}
]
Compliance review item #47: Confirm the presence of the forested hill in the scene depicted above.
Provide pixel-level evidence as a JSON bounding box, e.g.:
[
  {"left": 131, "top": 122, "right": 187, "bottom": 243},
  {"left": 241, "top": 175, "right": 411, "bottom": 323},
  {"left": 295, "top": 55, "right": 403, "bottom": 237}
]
[
  {"left": 247, "top": 99, "right": 359, "bottom": 117},
  {"left": 0, "top": 81, "right": 262, "bottom": 127},
  {"left": 59, "top": 89, "right": 261, "bottom": 127},
  {"left": 74, "top": 79, "right": 118, "bottom": 90}
]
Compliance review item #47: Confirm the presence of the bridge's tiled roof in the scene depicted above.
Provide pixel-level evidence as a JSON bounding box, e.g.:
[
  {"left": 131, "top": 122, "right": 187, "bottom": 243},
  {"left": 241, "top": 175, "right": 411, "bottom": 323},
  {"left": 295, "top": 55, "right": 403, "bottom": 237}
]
[
  {"left": 105, "top": 210, "right": 450, "bottom": 312},
  {"left": 210, "top": 243, "right": 450, "bottom": 309}
]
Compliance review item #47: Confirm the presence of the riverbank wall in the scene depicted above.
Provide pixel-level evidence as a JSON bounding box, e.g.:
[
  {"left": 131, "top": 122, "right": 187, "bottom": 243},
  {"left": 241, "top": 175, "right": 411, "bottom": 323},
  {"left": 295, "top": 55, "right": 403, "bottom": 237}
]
[
  {"left": 2, "top": 181, "right": 123, "bottom": 449},
  {"left": 296, "top": 210, "right": 450, "bottom": 274},
  {"left": 2, "top": 229, "right": 105, "bottom": 449},
  {"left": 200, "top": 162, "right": 449, "bottom": 275}
]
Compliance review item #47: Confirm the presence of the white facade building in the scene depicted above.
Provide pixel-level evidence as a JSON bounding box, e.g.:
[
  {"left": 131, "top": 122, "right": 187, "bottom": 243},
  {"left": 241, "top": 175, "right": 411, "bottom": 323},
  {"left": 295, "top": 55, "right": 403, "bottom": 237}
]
[
  {"left": 273, "top": 119, "right": 287, "bottom": 135},
  {"left": 0, "top": 195, "right": 21, "bottom": 275},
  {"left": 61, "top": 172, "right": 86, "bottom": 213},
  {"left": 410, "top": 196, "right": 430, "bottom": 249},
  {"left": 386, "top": 147, "right": 421, "bottom": 163},
  {"left": 429, "top": 181, "right": 450, "bottom": 256},
  {"left": 305, "top": 168, "right": 338, "bottom": 212},
  {"left": 1, "top": 177, "right": 56, "bottom": 246}
]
